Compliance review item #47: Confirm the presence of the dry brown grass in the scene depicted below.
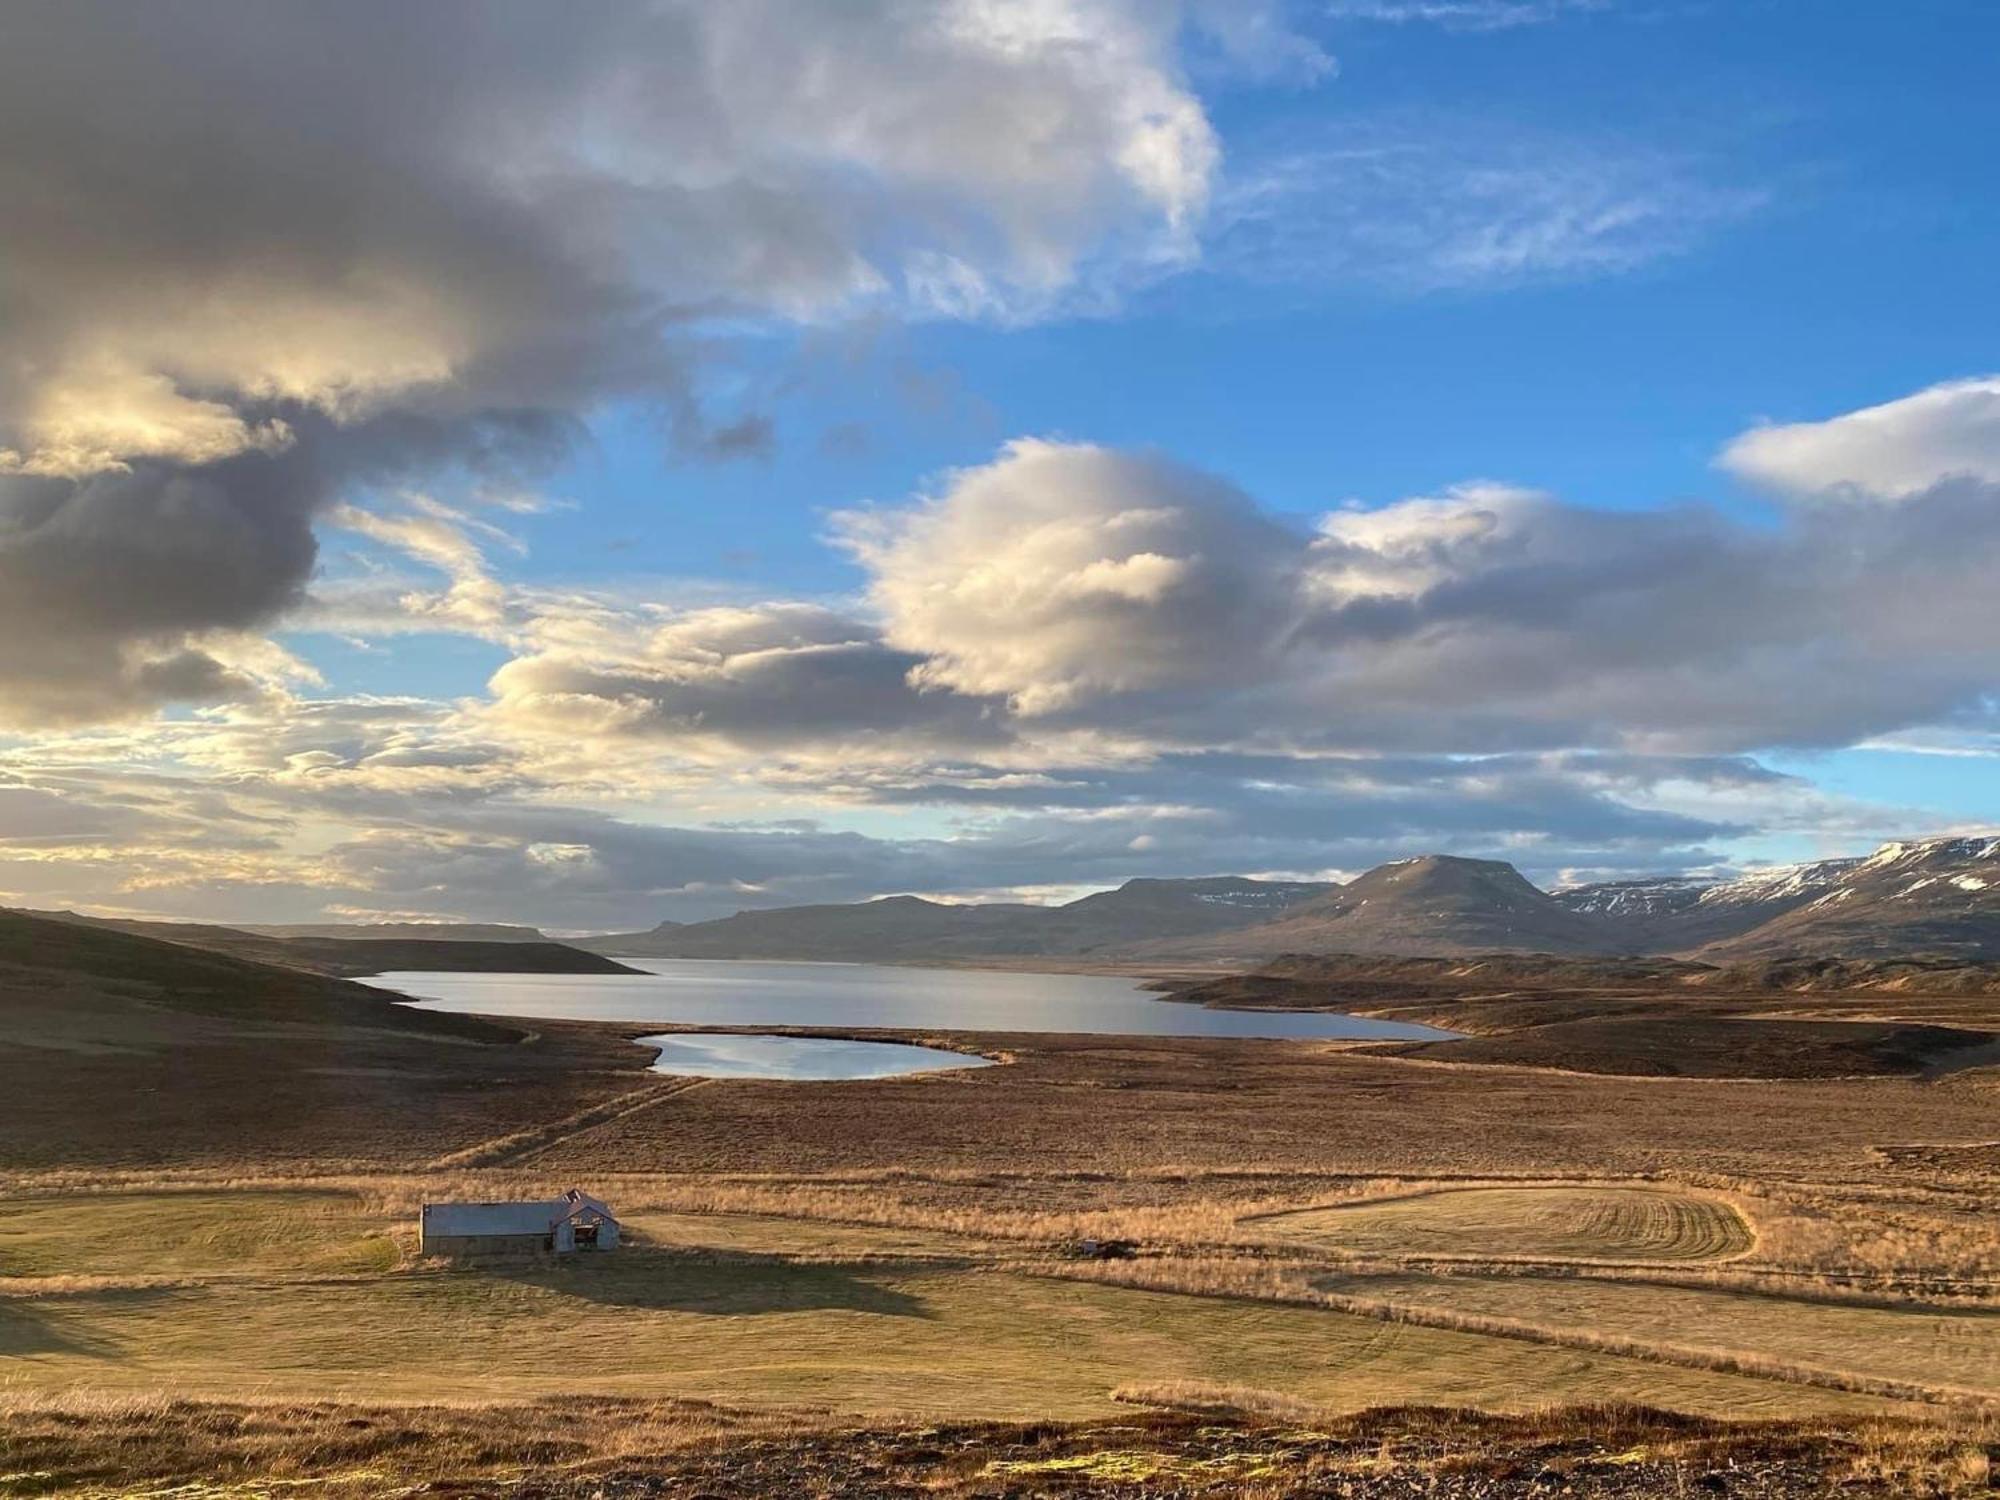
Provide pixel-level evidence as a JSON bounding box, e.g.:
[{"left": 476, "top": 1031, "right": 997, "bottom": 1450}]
[
  {"left": 0, "top": 1389, "right": 825, "bottom": 1493},
  {"left": 7, "top": 1391, "right": 1994, "bottom": 1498},
  {"left": 1031, "top": 1254, "right": 2000, "bottom": 1412}
]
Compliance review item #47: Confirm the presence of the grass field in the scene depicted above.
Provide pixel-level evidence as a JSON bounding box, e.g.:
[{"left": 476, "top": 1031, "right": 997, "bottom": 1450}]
[
  {"left": 1253, "top": 1184, "right": 1754, "bottom": 1263},
  {"left": 0, "top": 1191, "right": 400, "bottom": 1280},
  {"left": 0, "top": 1236, "right": 1887, "bottom": 1421},
  {"left": 1313, "top": 1271, "right": 2000, "bottom": 1400},
  {"left": 4, "top": 915, "right": 1997, "bottom": 1492}
]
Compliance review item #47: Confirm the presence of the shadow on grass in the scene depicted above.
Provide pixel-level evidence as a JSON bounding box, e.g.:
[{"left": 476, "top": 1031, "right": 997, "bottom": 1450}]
[
  {"left": 488, "top": 1249, "right": 933, "bottom": 1319},
  {"left": 0, "top": 1297, "right": 125, "bottom": 1358}
]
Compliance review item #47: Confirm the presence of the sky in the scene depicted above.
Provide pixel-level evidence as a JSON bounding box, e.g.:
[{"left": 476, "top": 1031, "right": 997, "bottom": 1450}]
[{"left": 3, "top": 0, "right": 1998, "bottom": 930}]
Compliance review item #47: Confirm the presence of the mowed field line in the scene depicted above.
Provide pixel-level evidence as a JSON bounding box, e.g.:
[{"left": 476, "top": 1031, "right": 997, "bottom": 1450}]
[
  {"left": 0, "top": 1255, "right": 1891, "bottom": 1421},
  {"left": 1248, "top": 1185, "right": 1755, "bottom": 1264},
  {"left": 428, "top": 1077, "right": 713, "bottom": 1170}
]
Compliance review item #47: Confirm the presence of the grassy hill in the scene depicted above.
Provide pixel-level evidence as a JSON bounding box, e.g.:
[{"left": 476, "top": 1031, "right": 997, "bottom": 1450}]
[
  {"left": 19, "top": 908, "right": 637, "bottom": 977},
  {"left": 0, "top": 910, "right": 646, "bottom": 1172}
]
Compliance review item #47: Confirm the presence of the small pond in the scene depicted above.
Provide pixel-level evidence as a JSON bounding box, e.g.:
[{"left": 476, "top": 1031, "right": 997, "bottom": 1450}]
[{"left": 638, "top": 1031, "right": 994, "bottom": 1081}]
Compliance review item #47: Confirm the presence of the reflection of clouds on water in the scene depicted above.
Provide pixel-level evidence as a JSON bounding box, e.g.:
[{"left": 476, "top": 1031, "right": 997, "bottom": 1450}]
[
  {"left": 637, "top": 1032, "right": 993, "bottom": 1082},
  {"left": 382, "top": 960, "right": 1458, "bottom": 1042}
]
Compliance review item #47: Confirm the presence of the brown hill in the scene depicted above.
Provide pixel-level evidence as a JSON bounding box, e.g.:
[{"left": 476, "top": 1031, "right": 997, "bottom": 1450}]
[
  {"left": 17, "top": 909, "right": 636, "bottom": 977},
  {"left": 240, "top": 921, "right": 551, "bottom": 942},
  {"left": 0, "top": 909, "right": 643, "bottom": 1172}
]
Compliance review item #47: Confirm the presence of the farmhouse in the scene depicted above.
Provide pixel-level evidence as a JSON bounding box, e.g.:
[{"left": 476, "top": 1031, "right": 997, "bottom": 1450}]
[{"left": 420, "top": 1188, "right": 621, "bottom": 1258}]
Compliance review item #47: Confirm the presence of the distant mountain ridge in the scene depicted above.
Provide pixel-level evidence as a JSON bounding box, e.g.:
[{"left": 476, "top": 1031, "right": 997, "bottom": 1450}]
[
  {"left": 580, "top": 877, "right": 1332, "bottom": 962},
  {"left": 580, "top": 835, "right": 2000, "bottom": 964}
]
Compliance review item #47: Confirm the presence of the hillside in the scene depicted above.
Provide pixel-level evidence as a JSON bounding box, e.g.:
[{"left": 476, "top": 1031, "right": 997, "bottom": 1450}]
[
  {"left": 17, "top": 909, "right": 636, "bottom": 977},
  {"left": 0, "top": 909, "right": 643, "bottom": 1171},
  {"left": 1698, "top": 837, "right": 2000, "bottom": 959},
  {"left": 1553, "top": 859, "right": 1861, "bottom": 949},
  {"left": 240, "top": 922, "right": 552, "bottom": 942}
]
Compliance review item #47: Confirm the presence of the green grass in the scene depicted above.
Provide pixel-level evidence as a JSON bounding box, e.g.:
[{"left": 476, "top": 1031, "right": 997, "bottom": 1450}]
[
  {"left": 1316, "top": 1271, "right": 2000, "bottom": 1398},
  {"left": 0, "top": 1250, "right": 1884, "bottom": 1420},
  {"left": 0, "top": 1191, "right": 399, "bottom": 1279},
  {"left": 1255, "top": 1186, "right": 1753, "bottom": 1263}
]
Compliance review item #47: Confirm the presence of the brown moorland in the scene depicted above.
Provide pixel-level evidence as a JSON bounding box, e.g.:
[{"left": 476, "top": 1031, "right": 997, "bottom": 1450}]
[{"left": 4, "top": 912, "right": 1998, "bottom": 1493}]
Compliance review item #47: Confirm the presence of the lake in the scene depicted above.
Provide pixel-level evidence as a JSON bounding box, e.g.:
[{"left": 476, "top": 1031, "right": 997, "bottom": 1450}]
[{"left": 378, "top": 959, "right": 1454, "bottom": 1042}]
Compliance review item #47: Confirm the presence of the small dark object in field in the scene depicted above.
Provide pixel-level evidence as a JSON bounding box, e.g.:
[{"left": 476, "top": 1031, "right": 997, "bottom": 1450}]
[{"left": 1068, "top": 1238, "right": 1138, "bottom": 1260}]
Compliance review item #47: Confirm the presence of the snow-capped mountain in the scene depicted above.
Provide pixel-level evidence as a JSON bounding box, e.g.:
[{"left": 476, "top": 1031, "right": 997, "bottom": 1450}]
[
  {"left": 1552, "top": 876, "right": 1713, "bottom": 919},
  {"left": 1701, "top": 835, "right": 2000, "bottom": 959}
]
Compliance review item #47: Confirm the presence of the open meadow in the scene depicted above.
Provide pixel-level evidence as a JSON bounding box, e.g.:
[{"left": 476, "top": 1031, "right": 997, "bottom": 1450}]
[{"left": 3, "top": 916, "right": 1997, "bottom": 1494}]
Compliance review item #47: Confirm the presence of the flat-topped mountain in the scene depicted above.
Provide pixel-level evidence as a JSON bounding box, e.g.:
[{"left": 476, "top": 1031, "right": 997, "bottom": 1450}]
[{"left": 1141, "top": 856, "right": 1626, "bottom": 961}]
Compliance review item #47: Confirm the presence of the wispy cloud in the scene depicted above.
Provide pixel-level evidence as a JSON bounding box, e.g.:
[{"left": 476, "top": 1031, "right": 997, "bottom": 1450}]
[
  {"left": 1324, "top": 0, "right": 1613, "bottom": 31},
  {"left": 1208, "top": 127, "right": 1765, "bottom": 291}
]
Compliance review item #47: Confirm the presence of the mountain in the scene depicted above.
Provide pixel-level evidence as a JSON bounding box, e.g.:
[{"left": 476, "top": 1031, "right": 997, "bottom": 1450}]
[
  {"left": 1140, "top": 856, "right": 1625, "bottom": 960},
  {"left": 1554, "top": 858, "right": 1861, "bottom": 950},
  {"left": 580, "top": 877, "right": 1331, "bottom": 961},
  {"left": 1698, "top": 836, "right": 2000, "bottom": 959},
  {"left": 1551, "top": 876, "right": 1712, "bottom": 920}
]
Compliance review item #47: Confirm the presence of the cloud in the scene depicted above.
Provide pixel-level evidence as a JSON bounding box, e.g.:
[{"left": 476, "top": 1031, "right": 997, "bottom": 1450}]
[
  {"left": 488, "top": 603, "right": 1012, "bottom": 760},
  {"left": 0, "top": 730, "right": 1791, "bottom": 926},
  {"left": 1210, "top": 128, "right": 1762, "bottom": 291},
  {"left": 0, "top": 0, "right": 1224, "bottom": 725},
  {"left": 1324, "top": 0, "right": 1612, "bottom": 29},
  {"left": 837, "top": 439, "right": 1305, "bottom": 714},
  {"left": 1720, "top": 377, "right": 2000, "bottom": 501},
  {"left": 811, "top": 418, "right": 2000, "bottom": 758},
  {"left": 422, "top": 394, "right": 2000, "bottom": 780}
]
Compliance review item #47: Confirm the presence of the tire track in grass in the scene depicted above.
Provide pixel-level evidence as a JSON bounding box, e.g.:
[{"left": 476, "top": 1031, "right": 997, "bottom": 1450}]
[{"left": 428, "top": 1077, "right": 713, "bottom": 1170}]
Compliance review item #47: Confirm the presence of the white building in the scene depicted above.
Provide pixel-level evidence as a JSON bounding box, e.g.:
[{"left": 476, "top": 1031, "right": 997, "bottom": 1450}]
[{"left": 420, "top": 1188, "right": 620, "bottom": 1258}]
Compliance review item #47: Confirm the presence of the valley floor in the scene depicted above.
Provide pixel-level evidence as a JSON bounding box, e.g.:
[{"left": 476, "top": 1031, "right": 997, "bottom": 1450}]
[{"left": 4, "top": 957, "right": 1998, "bottom": 1495}]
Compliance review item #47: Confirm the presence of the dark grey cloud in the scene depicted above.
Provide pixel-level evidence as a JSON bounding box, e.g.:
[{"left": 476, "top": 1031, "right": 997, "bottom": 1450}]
[{"left": 489, "top": 603, "right": 1012, "bottom": 756}]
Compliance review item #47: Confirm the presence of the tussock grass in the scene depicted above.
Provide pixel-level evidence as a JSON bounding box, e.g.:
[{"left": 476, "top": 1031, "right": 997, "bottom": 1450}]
[{"left": 0, "top": 1389, "right": 819, "bottom": 1493}]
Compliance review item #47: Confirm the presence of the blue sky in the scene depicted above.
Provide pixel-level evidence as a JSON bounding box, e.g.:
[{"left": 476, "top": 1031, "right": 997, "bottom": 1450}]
[{"left": 4, "top": 0, "right": 1997, "bottom": 925}]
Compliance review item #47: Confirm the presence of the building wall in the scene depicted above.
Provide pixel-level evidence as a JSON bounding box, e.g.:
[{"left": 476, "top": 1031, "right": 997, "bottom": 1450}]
[{"left": 421, "top": 1232, "right": 552, "bottom": 1258}]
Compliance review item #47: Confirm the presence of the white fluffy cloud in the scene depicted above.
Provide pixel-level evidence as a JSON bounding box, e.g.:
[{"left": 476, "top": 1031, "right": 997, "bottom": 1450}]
[
  {"left": 838, "top": 439, "right": 1304, "bottom": 714},
  {"left": 1720, "top": 377, "right": 2000, "bottom": 501}
]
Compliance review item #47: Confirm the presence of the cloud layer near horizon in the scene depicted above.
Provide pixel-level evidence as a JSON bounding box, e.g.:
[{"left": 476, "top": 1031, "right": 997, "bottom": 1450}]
[{"left": 7, "top": 373, "right": 1997, "bottom": 925}]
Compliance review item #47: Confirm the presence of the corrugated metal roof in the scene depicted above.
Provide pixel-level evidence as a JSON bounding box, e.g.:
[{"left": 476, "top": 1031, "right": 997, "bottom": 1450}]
[
  {"left": 421, "top": 1191, "right": 620, "bottom": 1239},
  {"left": 422, "top": 1199, "right": 565, "bottom": 1237}
]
